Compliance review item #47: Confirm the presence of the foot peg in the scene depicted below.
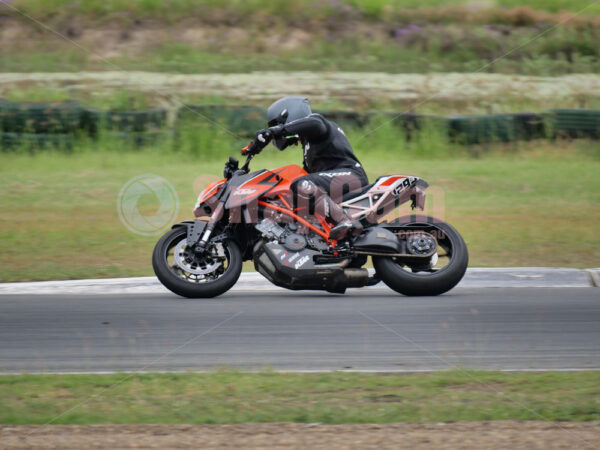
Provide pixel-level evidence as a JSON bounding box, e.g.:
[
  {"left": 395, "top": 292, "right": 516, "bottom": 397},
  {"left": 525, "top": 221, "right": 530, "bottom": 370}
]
[{"left": 329, "top": 220, "right": 363, "bottom": 241}]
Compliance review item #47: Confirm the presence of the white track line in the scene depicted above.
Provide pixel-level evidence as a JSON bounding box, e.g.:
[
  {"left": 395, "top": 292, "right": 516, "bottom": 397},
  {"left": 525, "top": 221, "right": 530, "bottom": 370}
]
[
  {"left": 0, "top": 368, "right": 599, "bottom": 376},
  {"left": 0, "top": 268, "right": 595, "bottom": 295}
]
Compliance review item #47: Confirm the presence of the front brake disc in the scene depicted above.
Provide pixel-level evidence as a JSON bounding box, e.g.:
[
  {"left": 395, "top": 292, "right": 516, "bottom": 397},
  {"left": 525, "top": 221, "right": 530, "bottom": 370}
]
[{"left": 173, "top": 240, "right": 223, "bottom": 275}]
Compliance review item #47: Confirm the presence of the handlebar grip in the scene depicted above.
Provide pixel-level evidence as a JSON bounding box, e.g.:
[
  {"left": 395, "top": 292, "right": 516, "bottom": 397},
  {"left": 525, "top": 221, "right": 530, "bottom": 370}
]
[
  {"left": 241, "top": 139, "right": 266, "bottom": 156},
  {"left": 241, "top": 141, "right": 255, "bottom": 155}
]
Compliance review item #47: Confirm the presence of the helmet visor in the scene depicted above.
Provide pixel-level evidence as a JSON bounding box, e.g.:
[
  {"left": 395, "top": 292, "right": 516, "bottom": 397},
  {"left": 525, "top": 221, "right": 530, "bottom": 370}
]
[{"left": 268, "top": 108, "right": 289, "bottom": 128}]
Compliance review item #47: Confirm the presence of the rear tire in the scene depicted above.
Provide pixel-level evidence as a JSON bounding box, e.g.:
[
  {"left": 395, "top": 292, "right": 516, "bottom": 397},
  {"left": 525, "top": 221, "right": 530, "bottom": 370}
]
[
  {"left": 152, "top": 227, "right": 242, "bottom": 298},
  {"left": 373, "top": 217, "right": 468, "bottom": 296}
]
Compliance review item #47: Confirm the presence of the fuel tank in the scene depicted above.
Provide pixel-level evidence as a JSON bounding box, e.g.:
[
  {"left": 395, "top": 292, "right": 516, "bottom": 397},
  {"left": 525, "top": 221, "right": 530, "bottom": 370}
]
[{"left": 226, "top": 164, "right": 307, "bottom": 209}]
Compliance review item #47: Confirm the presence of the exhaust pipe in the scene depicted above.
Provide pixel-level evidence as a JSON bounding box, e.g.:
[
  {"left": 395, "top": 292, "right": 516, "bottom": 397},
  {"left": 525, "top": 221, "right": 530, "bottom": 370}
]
[
  {"left": 325, "top": 268, "right": 370, "bottom": 293},
  {"left": 344, "top": 268, "right": 370, "bottom": 287}
]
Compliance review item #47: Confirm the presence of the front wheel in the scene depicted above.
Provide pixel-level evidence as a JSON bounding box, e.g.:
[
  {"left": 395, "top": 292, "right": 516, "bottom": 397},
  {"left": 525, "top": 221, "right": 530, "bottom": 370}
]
[
  {"left": 373, "top": 217, "right": 468, "bottom": 296},
  {"left": 152, "top": 227, "right": 242, "bottom": 298}
]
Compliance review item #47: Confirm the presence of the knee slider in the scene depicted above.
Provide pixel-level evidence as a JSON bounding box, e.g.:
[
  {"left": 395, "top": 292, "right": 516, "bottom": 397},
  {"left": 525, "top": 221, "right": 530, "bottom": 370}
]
[{"left": 296, "top": 179, "right": 318, "bottom": 200}]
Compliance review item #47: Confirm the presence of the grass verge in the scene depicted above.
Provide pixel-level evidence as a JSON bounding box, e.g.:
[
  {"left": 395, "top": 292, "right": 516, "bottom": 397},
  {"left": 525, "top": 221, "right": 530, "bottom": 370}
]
[
  {"left": 2, "top": 76, "right": 600, "bottom": 116},
  {"left": 1, "top": 125, "right": 599, "bottom": 281},
  {"left": 2, "top": 2, "right": 600, "bottom": 75},
  {"left": 1, "top": 370, "right": 599, "bottom": 424},
  {"left": 2, "top": 26, "right": 599, "bottom": 75},
  {"left": 7, "top": 0, "right": 600, "bottom": 19}
]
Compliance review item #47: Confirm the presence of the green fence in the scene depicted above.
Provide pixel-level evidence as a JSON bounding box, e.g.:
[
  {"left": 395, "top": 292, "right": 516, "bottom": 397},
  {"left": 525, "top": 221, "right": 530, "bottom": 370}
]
[
  {"left": 447, "top": 113, "right": 546, "bottom": 144},
  {"left": 543, "top": 109, "right": 600, "bottom": 139},
  {"left": 1, "top": 100, "right": 599, "bottom": 149},
  {"left": 83, "top": 107, "right": 167, "bottom": 135},
  {"left": 0, "top": 100, "right": 82, "bottom": 134}
]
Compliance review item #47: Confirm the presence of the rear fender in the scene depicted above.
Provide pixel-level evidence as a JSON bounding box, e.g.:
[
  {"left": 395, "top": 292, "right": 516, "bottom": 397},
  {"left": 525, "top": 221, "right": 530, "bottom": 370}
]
[
  {"left": 344, "top": 175, "right": 428, "bottom": 223},
  {"left": 373, "top": 176, "right": 428, "bottom": 212}
]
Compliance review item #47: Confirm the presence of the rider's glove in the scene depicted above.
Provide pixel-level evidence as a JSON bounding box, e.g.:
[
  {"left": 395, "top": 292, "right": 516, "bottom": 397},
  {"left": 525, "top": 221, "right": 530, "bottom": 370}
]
[
  {"left": 241, "top": 129, "right": 271, "bottom": 156},
  {"left": 254, "top": 128, "right": 273, "bottom": 149},
  {"left": 267, "top": 125, "right": 294, "bottom": 151},
  {"left": 245, "top": 126, "right": 287, "bottom": 155}
]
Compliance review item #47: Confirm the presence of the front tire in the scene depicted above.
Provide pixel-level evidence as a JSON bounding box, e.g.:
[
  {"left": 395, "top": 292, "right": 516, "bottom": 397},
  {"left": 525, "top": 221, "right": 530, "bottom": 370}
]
[
  {"left": 152, "top": 227, "right": 242, "bottom": 298},
  {"left": 373, "top": 217, "right": 468, "bottom": 296}
]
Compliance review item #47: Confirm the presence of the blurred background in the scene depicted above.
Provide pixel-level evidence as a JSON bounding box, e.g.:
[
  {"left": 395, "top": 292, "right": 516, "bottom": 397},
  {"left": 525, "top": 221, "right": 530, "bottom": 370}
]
[{"left": 1, "top": 0, "right": 599, "bottom": 282}]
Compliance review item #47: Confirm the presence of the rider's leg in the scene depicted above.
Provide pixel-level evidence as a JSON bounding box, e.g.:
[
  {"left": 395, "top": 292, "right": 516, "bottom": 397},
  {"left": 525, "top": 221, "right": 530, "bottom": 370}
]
[{"left": 293, "top": 169, "right": 368, "bottom": 240}]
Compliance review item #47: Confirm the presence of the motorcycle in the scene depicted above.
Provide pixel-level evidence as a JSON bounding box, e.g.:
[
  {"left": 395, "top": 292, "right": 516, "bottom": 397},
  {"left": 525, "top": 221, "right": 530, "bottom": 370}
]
[{"left": 152, "top": 141, "right": 468, "bottom": 298}]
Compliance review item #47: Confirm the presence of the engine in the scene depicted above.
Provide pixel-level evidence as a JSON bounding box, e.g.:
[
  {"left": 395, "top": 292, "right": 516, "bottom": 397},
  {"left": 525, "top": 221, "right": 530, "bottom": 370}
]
[{"left": 253, "top": 219, "right": 369, "bottom": 293}]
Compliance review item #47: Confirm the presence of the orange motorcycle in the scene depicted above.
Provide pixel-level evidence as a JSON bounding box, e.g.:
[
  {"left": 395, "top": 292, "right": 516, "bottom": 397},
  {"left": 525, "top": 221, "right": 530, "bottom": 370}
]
[{"left": 152, "top": 142, "right": 468, "bottom": 298}]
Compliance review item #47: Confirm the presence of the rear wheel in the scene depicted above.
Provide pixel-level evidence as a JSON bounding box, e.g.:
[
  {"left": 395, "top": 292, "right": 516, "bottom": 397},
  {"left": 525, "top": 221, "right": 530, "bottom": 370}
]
[
  {"left": 373, "top": 217, "right": 468, "bottom": 296},
  {"left": 152, "top": 227, "right": 242, "bottom": 298}
]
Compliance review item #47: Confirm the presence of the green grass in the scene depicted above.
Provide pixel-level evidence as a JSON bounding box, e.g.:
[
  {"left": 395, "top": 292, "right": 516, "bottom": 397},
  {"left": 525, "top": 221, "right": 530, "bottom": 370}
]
[
  {"left": 7, "top": 0, "right": 600, "bottom": 19},
  {"left": 1, "top": 121, "right": 599, "bottom": 281},
  {"left": 137, "top": 34, "right": 600, "bottom": 76},
  {"left": 2, "top": 27, "right": 599, "bottom": 75},
  {"left": 1, "top": 85, "right": 165, "bottom": 110},
  {"left": 2, "top": 0, "right": 600, "bottom": 75},
  {"left": 1, "top": 370, "right": 599, "bottom": 424}
]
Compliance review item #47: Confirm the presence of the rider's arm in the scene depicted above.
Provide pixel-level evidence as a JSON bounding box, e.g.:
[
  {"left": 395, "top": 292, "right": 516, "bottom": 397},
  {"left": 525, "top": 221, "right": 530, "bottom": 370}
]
[
  {"left": 272, "top": 115, "right": 327, "bottom": 141},
  {"left": 250, "top": 115, "right": 327, "bottom": 154}
]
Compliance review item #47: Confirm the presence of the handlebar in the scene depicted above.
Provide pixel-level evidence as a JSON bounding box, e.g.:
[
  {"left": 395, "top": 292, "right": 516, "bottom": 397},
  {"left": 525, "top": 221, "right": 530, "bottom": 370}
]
[
  {"left": 239, "top": 138, "right": 266, "bottom": 172},
  {"left": 240, "top": 151, "right": 254, "bottom": 173},
  {"left": 240, "top": 141, "right": 255, "bottom": 155},
  {"left": 241, "top": 138, "right": 267, "bottom": 156}
]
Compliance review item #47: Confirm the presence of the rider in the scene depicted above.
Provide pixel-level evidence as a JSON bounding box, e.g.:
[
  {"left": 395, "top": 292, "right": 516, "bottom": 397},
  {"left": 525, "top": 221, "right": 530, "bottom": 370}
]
[{"left": 248, "top": 96, "right": 369, "bottom": 240}]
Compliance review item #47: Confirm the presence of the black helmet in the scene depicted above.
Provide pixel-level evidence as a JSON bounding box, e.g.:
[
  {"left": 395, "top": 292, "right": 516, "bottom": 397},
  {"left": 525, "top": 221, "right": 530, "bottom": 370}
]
[{"left": 267, "top": 96, "right": 311, "bottom": 127}]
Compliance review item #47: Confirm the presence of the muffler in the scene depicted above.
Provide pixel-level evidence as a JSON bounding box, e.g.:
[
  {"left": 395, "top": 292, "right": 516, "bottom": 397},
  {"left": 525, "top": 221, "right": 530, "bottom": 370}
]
[{"left": 324, "top": 268, "right": 370, "bottom": 293}]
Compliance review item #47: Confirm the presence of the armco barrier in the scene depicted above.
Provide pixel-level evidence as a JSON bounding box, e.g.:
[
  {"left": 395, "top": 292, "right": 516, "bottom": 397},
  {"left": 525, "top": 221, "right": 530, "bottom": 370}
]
[
  {"left": 513, "top": 112, "right": 546, "bottom": 140},
  {"left": 177, "top": 106, "right": 370, "bottom": 136},
  {"left": 83, "top": 107, "right": 167, "bottom": 135},
  {"left": 176, "top": 106, "right": 444, "bottom": 140},
  {"left": 98, "top": 130, "right": 173, "bottom": 147},
  {"left": 0, "top": 100, "right": 83, "bottom": 134},
  {"left": 448, "top": 113, "right": 546, "bottom": 144},
  {"left": 0, "top": 132, "right": 74, "bottom": 149},
  {"left": 544, "top": 109, "right": 600, "bottom": 139},
  {"left": 2, "top": 102, "right": 600, "bottom": 150},
  {"left": 177, "top": 105, "right": 266, "bottom": 137}
]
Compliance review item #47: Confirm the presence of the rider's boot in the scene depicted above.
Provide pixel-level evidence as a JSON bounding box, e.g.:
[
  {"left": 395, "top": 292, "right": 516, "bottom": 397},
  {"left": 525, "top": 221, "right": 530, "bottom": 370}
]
[{"left": 328, "top": 218, "right": 363, "bottom": 241}]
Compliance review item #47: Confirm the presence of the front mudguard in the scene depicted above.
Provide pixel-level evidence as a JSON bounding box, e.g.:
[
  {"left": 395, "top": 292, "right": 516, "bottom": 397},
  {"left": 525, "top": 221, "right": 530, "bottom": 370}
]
[
  {"left": 171, "top": 220, "right": 207, "bottom": 247},
  {"left": 172, "top": 220, "right": 250, "bottom": 257}
]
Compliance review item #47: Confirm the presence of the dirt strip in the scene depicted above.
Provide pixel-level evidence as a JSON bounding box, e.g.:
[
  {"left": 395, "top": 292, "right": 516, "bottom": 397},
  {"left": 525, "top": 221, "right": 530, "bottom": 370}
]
[
  {"left": 1, "top": 422, "right": 599, "bottom": 449},
  {"left": 1, "top": 72, "right": 599, "bottom": 106}
]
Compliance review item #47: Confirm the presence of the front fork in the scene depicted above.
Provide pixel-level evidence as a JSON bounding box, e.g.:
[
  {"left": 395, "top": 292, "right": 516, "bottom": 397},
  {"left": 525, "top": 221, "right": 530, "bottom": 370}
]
[{"left": 194, "top": 202, "right": 224, "bottom": 249}]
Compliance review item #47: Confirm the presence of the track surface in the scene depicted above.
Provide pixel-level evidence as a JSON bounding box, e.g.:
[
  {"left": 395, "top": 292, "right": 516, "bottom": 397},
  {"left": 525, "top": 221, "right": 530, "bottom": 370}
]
[{"left": 1, "top": 287, "right": 598, "bottom": 373}]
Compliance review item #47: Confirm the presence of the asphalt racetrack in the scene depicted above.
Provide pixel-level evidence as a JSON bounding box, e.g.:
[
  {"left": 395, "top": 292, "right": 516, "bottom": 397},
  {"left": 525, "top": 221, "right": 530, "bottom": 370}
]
[{"left": 1, "top": 282, "right": 598, "bottom": 373}]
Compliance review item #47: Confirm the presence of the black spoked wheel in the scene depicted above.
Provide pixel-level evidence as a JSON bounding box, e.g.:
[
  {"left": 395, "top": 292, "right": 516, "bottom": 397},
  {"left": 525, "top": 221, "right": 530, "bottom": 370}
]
[
  {"left": 152, "top": 227, "right": 242, "bottom": 298},
  {"left": 373, "top": 217, "right": 468, "bottom": 296}
]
